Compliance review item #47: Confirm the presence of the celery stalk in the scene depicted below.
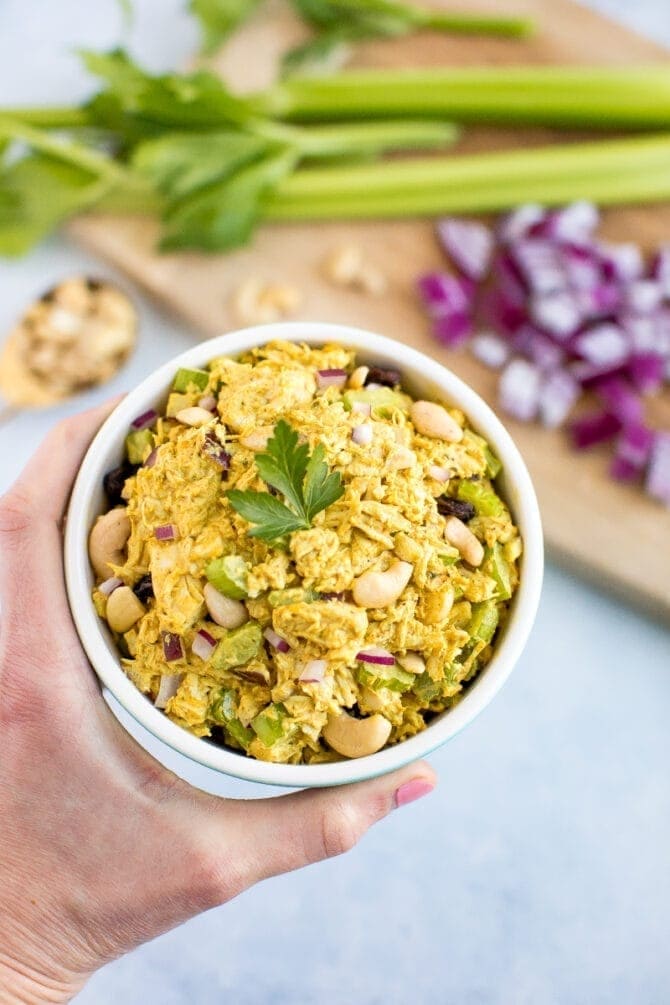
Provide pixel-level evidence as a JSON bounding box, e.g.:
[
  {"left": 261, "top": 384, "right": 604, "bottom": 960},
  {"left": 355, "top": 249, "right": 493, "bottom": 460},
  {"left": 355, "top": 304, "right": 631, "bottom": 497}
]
[{"left": 264, "top": 66, "right": 670, "bottom": 128}]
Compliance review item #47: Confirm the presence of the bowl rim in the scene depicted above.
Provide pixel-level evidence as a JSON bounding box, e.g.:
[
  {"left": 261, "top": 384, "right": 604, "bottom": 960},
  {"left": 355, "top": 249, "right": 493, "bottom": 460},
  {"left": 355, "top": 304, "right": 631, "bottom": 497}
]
[{"left": 64, "top": 321, "right": 544, "bottom": 788}]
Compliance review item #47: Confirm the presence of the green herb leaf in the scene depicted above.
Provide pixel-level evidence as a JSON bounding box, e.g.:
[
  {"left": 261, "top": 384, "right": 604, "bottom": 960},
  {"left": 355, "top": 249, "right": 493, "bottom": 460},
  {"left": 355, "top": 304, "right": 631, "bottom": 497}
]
[
  {"left": 254, "top": 419, "right": 310, "bottom": 514},
  {"left": 302, "top": 442, "right": 344, "bottom": 517},
  {"left": 227, "top": 420, "right": 344, "bottom": 541},
  {"left": 227, "top": 490, "right": 307, "bottom": 541},
  {"left": 190, "top": 0, "right": 264, "bottom": 55}
]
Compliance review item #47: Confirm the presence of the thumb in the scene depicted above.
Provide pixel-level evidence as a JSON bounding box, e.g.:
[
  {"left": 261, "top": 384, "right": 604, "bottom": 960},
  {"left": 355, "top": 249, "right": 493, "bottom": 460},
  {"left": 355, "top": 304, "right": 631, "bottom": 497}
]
[{"left": 221, "top": 761, "right": 437, "bottom": 884}]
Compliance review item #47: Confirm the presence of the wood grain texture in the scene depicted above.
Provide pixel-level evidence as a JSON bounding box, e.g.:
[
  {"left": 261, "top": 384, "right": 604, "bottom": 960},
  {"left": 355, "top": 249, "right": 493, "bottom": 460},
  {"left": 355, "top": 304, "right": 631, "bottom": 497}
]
[{"left": 68, "top": 0, "right": 670, "bottom": 620}]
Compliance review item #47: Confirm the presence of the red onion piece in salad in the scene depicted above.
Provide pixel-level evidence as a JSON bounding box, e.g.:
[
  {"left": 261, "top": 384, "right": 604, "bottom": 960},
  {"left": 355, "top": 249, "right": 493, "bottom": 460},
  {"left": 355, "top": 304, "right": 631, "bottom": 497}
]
[
  {"left": 131, "top": 409, "right": 158, "bottom": 431},
  {"left": 198, "top": 394, "right": 217, "bottom": 412},
  {"left": 299, "top": 659, "right": 327, "bottom": 683},
  {"left": 356, "top": 647, "right": 395, "bottom": 667},
  {"left": 154, "top": 673, "right": 184, "bottom": 709},
  {"left": 316, "top": 368, "right": 348, "bottom": 390},
  {"left": 352, "top": 423, "right": 373, "bottom": 446},
  {"left": 161, "top": 632, "right": 184, "bottom": 662},
  {"left": 144, "top": 448, "right": 158, "bottom": 468},
  {"left": 192, "top": 629, "right": 217, "bottom": 661},
  {"left": 154, "top": 524, "right": 179, "bottom": 541},
  {"left": 351, "top": 400, "right": 372, "bottom": 416},
  {"left": 99, "top": 576, "right": 123, "bottom": 596},
  {"left": 263, "top": 627, "right": 290, "bottom": 653}
]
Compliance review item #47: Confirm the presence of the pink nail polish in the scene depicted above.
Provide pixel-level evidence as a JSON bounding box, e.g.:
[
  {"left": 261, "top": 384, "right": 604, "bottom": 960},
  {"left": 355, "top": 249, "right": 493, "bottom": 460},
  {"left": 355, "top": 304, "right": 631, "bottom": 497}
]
[{"left": 394, "top": 778, "right": 434, "bottom": 808}]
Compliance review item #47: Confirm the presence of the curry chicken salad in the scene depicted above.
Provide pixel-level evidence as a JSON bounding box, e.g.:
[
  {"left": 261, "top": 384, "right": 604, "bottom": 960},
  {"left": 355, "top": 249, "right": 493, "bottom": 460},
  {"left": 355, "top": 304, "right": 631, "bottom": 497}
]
[{"left": 89, "top": 340, "right": 522, "bottom": 763}]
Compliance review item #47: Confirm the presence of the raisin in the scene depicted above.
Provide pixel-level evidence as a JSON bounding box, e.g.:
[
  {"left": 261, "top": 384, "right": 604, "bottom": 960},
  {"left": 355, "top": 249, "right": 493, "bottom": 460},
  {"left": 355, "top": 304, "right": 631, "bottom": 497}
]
[
  {"left": 103, "top": 462, "right": 135, "bottom": 505},
  {"left": 437, "top": 496, "right": 476, "bottom": 522},
  {"left": 86, "top": 277, "right": 103, "bottom": 292},
  {"left": 364, "top": 365, "right": 402, "bottom": 388},
  {"left": 133, "top": 574, "right": 154, "bottom": 604}
]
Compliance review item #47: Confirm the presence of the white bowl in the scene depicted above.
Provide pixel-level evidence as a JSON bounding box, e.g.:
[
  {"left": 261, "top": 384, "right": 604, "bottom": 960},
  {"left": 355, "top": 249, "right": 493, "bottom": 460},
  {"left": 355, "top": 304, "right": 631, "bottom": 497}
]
[{"left": 65, "top": 322, "right": 543, "bottom": 788}]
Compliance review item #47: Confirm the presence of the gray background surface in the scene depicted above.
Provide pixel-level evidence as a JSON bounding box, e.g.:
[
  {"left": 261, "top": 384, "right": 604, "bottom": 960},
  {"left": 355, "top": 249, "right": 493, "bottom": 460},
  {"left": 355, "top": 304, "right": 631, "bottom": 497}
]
[{"left": 0, "top": 2, "right": 668, "bottom": 1002}]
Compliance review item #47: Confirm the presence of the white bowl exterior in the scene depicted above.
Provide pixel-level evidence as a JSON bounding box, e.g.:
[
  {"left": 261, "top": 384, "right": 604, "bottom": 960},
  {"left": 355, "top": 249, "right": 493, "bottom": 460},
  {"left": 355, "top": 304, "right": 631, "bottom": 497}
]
[{"left": 65, "top": 323, "right": 543, "bottom": 788}]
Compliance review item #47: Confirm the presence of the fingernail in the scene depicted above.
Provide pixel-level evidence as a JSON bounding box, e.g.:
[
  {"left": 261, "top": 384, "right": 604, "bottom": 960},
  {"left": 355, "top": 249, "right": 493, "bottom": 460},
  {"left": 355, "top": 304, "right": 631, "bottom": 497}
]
[{"left": 394, "top": 778, "right": 434, "bottom": 809}]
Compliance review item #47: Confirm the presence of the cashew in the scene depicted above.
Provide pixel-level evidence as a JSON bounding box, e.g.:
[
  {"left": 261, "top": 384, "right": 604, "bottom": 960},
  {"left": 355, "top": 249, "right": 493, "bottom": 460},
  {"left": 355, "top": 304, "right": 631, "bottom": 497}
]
[
  {"left": 357, "top": 685, "right": 386, "bottom": 713},
  {"left": 89, "top": 508, "right": 131, "bottom": 579},
  {"left": 347, "top": 365, "right": 369, "bottom": 390},
  {"left": 204, "top": 583, "right": 248, "bottom": 629},
  {"left": 175, "top": 406, "right": 215, "bottom": 428},
  {"left": 323, "top": 710, "right": 392, "bottom": 758},
  {"left": 352, "top": 559, "right": 413, "bottom": 609},
  {"left": 396, "top": 652, "right": 426, "bottom": 675},
  {"left": 322, "top": 246, "right": 387, "bottom": 295},
  {"left": 105, "top": 586, "right": 145, "bottom": 634},
  {"left": 444, "top": 516, "right": 484, "bottom": 567},
  {"left": 239, "top": 426, "right": 274, "bottom": 450},
  {"left": 232, "top": 279, "right": 302, "bottom": 325},
  {"left": 410, "top": 400, "right": 463, "bottom": 443},
  {"left": 422, "top": 587, "right": 455, "bottom": 624}
]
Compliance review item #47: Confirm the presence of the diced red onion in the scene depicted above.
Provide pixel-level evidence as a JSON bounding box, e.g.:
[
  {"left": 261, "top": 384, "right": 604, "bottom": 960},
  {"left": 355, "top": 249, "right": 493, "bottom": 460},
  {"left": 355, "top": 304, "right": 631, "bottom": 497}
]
[
  {"left": 532, "top": 201, "right": 599, "bottom": 243},
  {"left": 523, "top": 328, "right": 566, "bottom": 372},
  {"left": 629, "top": 353, "right": 666, "bottom": 394},
  {"left": 299, "top": 659, "right": 327, "bottom": 683},
  {"left": 429, "top": 464, "right": 450, "bottom": 482},
  {"left": 573, "top": 324, "right": 630, "bottom": 368},
  {"left": 433, "top": 311, "right": 472, "bottom": 348},
  {"left": 499, "top": 358, "right": 542, "bottom": 422},
  {"left": 509, "top": 239, "right": 566, "bottom": 294},
  {"left": 192, "top": 629, "right": 217, "bottom": 661},
  {"left": 263, "top": 627, "right": 290, "bottom": 653},
  {"left": 144, "top": 448, "right": 158, "bottom": 468},
  {"left": 598, "top": 242, "right": 644, "bottom": 283},
  {"left": 625, "top": 280, "right": 663, "bottom": 315},
  {"left": 351, "top": 400, "right": 372, "bottom": 416},
  {"left": 436, "top": 217, "right": 494, "bottom": 281},
  {"left": 498, "top": 203, "right": 545, "bottom": 243},
  {"left": 651, "top": 244, "right": 670, "bottom": 295},
  {"left": 538, "top": 370, "right": 580, "bottom": 429},
  {"left": 131, "top": 409, "right": 158, "bottom": 431},
  {"left": 154, "top": 524, "right": 178, "bottom": 541},
  {"left": 470, "top": 331, "right": 509, "bottom": 370},
  {"left": 316, "top": 368, "right": 348, "bottom": 390},
  {"left": 570, "top": 411, "right": 621, "bottom": 449},
  {"left": 99, "top": 576, "right": 123, "bottom": 596},
  {"left": 594, "top": 377, "right": 644, "bottom": 426},
  {"left": 203, "top": 433, "right": 231, "bottom": 470},
  {"left": 356, "top": 647, "right": 395, "bottom": 667},
  {"left": 154, "top": 673, "right": 183, "bottom": 708},
  {"left": 530, "top": 288, "right": 582, "bottom": 339},
  {"left": 352, "top": 423, "right": 373, "bottom": 446},
  {"left": 610, "top": 423, "right": 655, "bottom": 482},
  {"left": 161, "top": 631, "right": 184, "bottom": 662},
  {"left": 646, "top": 432, "right": 670, "bottom": 504},
  {"left": 198, "top": 394, "right": 217, "bottom": 412},
  {"left": 418, "top": 272, "right": 475, "bottom": 315}
]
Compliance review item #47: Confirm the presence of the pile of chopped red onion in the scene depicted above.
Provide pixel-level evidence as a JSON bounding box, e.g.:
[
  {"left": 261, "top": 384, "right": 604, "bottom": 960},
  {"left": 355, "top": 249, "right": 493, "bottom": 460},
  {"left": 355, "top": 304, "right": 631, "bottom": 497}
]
[{"left": 418, "top": 202, "right": 670, "bottom": 505}]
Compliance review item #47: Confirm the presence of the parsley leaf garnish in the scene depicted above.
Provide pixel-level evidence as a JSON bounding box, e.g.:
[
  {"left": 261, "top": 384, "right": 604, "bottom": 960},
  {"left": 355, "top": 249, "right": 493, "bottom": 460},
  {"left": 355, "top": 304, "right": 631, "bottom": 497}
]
[{"left": 227, "top": 420, "right": 344, "bottom": 542}]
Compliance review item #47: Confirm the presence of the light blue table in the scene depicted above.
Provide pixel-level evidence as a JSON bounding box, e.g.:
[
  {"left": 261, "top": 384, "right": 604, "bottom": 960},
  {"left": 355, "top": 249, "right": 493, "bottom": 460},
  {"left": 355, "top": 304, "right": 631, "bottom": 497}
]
[{"left": 1, "top": 3, "right": 668, "bottom": 1001}]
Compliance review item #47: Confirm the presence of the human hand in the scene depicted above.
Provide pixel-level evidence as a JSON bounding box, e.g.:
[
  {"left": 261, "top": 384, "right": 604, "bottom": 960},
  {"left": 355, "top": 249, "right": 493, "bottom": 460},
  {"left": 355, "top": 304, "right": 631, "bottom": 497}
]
[{"left": 0, "top": 404, "right": 436, "bottom": 1004}]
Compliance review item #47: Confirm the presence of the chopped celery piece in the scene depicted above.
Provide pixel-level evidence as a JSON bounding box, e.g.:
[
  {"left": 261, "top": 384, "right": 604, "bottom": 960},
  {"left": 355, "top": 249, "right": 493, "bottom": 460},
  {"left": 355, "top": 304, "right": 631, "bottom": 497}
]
[
  {"left": 484, "top": 445, "right": 502, "bottom": 479},
  {"left": 457, "top": 479, "right": 506, "bottom": 517},
  {"left": 468, "top": 601, "right": 500, "bottom": 644},
  {"left": 211, "top": 621, "right": 262, "bottom": 671},
  {"left": 251, "top": 703, "right": 286, "bottom": 746},
  {"left": 485, "top": 542, "right": 513, "bottom": 600},
  {"left": 210, "top": 688, "right": 254, "bottom": 749},
  {"left": 268, "top": 587, "right": 316, "bottom": 607},
  {"left": 125, "top": 428, "right": 153, "bottom": 465},
  {"left": 439, "top": 549, "right": 460, "bottom": 566},
  {"left": 343, "top": 386, "right": 409, "bottom": 418},
  {"left": 413, "top": 671, "right": 442, "bottom": 702},
  {"left": 206, "top": 555, "right": 249, "bottom": 599},
  {"left": 166, "top": 391, "right": 194, "bottom": 417},
  {"left": 356, "top": 662, "right": 415, "bottom": 693},
  {"left": 173, "top": 367, "right": 210, "bottom": 393}
]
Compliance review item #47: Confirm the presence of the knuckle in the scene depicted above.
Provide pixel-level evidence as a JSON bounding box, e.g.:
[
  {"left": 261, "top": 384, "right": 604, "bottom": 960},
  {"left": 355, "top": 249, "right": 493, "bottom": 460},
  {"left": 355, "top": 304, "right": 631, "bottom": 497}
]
[
  {"left": 318, "top": 801, "right": 363, "bottom": 860},
  {"left": 0, "top": 489, "right": 35, "bottom": 540},
  {"left": 189, "top": 841, "right": 250, "bottom": 908}
]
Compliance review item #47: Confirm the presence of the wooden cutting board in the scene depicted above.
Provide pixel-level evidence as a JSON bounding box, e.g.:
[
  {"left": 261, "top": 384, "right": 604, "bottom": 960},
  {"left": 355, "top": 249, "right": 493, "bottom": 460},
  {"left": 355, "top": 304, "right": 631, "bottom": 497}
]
[{"left": 69, "top": 0, "right": 670, "bottom": 621}]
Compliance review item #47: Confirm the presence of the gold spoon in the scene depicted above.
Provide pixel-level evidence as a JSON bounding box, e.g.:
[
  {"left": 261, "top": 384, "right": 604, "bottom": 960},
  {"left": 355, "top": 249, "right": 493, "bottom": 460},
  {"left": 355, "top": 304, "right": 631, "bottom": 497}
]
[{"left": 0, "top": 276, "right": 138, "bottom": 426}]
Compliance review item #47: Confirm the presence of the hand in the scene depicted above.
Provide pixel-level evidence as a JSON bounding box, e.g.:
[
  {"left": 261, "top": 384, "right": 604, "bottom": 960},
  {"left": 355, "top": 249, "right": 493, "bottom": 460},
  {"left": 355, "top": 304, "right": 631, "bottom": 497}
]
[{"left": 0, "top": 404, "right": 436, "bottom": 1004}]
